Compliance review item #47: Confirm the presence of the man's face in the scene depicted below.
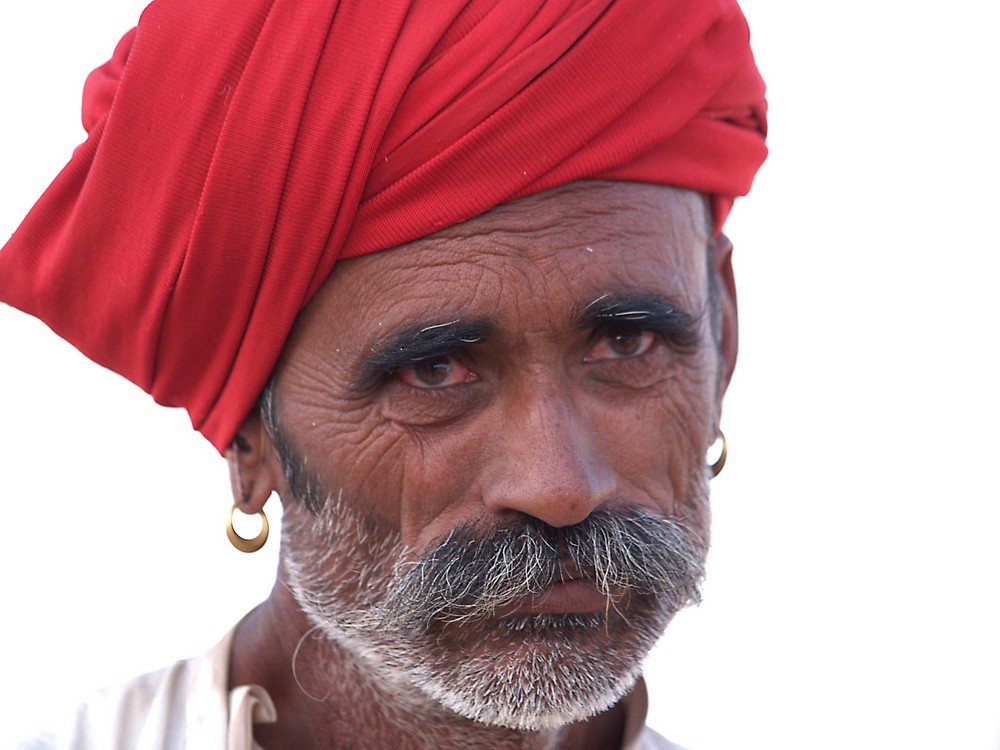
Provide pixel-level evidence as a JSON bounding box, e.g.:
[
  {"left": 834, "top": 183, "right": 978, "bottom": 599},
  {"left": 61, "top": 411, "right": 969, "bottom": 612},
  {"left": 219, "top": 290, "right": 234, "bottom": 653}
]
[{"left": 265, "top": 180, "right": 732, "bottom": 729}]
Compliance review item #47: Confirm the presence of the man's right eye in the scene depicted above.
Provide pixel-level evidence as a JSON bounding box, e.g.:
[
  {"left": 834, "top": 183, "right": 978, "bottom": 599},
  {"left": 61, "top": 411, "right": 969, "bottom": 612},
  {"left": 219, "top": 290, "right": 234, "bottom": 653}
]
[{"left": 397, "top": 355, "right": 477, "bottom": 388}]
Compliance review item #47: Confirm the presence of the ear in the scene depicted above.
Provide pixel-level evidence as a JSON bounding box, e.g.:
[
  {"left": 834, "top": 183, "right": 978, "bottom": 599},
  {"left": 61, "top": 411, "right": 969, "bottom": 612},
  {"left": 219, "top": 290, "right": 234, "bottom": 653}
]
[
  {"left": 712, "top": 233, "right": 739, "bottom": 399},
  {"left": 224, "top": 412, "right": 282, "bottom": 514}
]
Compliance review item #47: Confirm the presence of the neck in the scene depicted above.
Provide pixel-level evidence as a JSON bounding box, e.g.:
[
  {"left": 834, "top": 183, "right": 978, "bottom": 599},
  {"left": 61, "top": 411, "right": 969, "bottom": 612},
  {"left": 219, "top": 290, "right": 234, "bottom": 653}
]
[{"left": 229, "top": 583, "right": 626, "bottom": 750}]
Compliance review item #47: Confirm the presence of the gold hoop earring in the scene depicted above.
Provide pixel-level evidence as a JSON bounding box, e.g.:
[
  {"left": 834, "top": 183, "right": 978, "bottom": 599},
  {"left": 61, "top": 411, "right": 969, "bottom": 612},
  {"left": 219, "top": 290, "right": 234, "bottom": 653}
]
[
  {"left": 708, "top": 431, "right": 727, "bottom": 478},
  {"left": 227, "top": 503, "right": 269, "bottom": 553}
]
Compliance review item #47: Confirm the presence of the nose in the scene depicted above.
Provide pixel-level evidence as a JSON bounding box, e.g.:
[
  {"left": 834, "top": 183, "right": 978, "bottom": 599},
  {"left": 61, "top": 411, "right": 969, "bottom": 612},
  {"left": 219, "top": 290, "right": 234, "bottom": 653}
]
[{"left": 481, "top": 387, "right": 616, "bottom": 528}]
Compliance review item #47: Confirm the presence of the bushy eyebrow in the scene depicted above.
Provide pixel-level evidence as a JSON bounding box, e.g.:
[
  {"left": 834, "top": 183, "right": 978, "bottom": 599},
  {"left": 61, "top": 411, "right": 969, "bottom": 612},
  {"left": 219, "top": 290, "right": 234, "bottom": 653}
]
[
  {"left": 354, "top": 319, "right": 494, "bottom": 390},
  {"left": 580, "top": 292, "right": 701, "bottom": 347},
  {"left": 352, "top": 293, "right": 697, "bottom": 389}
]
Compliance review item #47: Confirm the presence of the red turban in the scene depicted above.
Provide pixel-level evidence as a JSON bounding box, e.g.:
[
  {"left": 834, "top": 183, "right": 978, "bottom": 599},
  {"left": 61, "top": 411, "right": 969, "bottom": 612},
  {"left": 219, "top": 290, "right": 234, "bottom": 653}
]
[{"left": 0, "top": 0, "right": 767, "bottom": 452}]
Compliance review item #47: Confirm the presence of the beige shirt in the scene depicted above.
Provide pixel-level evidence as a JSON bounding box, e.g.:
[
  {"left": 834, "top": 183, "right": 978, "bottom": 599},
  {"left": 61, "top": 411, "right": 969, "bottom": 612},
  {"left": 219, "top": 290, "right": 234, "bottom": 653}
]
[{"left": 20, "top": 626, "right": 682, "bottom": 750}]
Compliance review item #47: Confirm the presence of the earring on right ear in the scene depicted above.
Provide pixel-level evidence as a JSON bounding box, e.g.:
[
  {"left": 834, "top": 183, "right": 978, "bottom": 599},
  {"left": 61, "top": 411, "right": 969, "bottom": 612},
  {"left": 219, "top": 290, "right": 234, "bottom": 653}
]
[
  {"left": 708, "top": 431, "right": 727, "bottom": 478},
  {"left": 227, "top": 503, "right": 269, "bottom": 553},
  {"left": 226, "top": 432, "right": 269, "bottom": 553}
]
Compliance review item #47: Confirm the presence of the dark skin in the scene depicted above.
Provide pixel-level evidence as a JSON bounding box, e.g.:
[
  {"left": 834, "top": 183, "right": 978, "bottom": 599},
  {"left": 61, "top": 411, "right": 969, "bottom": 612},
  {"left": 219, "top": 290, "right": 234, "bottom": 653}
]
[{"left": 225, "top": 181, "right": 738, "bottom": 749}]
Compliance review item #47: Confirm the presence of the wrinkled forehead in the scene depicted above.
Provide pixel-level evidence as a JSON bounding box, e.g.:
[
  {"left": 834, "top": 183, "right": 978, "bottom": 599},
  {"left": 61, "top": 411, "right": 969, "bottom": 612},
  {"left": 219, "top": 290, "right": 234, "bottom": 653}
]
[
  {"left": 289, "top": 181, "right": 713, "bottom": 346},
  {"left": 428, "top": 180, "right": 709, "bottom": 251}
]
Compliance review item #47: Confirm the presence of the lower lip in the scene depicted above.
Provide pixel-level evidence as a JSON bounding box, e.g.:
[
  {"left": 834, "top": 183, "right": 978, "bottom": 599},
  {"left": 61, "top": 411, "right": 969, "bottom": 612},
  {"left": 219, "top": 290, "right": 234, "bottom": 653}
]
[{"left": 505, "top": 580, "right": 608, "bottom": 616}]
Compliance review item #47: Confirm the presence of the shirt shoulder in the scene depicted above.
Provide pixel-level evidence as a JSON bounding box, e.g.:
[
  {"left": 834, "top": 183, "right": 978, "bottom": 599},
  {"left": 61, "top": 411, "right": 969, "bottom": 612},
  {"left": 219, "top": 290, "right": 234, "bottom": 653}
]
[
  {"left": 15, "top": 629, "right": 235, "bottom": 750},
  {"left": 17, "top": 660, "right": 194, "bottom": 750},
  {"left": 630, "top": 725, "right": 688, "bottom": 750}
]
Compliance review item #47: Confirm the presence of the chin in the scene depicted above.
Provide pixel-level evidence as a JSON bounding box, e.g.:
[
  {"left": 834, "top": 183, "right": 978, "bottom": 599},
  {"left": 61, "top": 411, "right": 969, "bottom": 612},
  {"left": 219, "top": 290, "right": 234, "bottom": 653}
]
[
  {"left": 361, "top": 596, "right": 678, "bottom": 731},
  {"left": 281, "top": 489, "right": 703, "bottom": 731}
]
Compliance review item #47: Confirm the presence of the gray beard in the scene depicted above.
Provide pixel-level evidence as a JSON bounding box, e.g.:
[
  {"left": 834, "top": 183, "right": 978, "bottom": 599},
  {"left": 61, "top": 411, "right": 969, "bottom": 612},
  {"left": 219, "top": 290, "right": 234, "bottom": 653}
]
[{"left": 280, "top": 489, "right": 706, "bottom": 731}]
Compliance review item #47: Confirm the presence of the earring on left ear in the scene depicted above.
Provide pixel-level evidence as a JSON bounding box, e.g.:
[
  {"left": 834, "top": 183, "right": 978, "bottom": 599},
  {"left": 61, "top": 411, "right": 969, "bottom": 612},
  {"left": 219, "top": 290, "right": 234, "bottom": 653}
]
[
  {"left": 708, "top": 430, "right": 727, "bottom": 478},
  {"left": 227, "top": 503, "right": 269, "bottom": 553}
]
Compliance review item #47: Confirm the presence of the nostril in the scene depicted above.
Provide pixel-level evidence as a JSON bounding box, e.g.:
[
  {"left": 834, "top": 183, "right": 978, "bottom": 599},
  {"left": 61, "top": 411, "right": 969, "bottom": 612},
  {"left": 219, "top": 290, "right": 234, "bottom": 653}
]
[{"left": 482, "top": 394, "right": 617, "bottom": 527}]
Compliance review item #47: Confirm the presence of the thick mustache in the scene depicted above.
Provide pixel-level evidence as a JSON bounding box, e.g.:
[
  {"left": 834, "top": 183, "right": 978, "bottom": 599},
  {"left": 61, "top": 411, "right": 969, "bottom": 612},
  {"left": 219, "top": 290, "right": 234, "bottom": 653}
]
[{"left": 373, "top": 507, "right": 705, "bottom": 629}]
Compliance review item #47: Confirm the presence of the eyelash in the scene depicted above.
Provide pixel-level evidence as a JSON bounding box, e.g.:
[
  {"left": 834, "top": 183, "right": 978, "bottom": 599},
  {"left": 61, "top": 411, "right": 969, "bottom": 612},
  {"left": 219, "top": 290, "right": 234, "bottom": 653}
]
[
  {"left": 603, "top": 320, "right": 702, "bottom": 350},
  {"left": 589, "top": 323, "right": 659, "bottom": 347},
  {"left": 381, "top": 322, "right": 691, "bottom": 388},
  {"left": 395, "top": 354, "right": 478, "bottom": 390}
]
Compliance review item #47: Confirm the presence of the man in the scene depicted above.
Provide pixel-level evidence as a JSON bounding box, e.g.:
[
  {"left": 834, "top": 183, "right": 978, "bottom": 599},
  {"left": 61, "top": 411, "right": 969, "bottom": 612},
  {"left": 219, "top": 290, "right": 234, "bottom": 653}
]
[{"left": 1, "top": 0, "right": 766, "bottom": 747}]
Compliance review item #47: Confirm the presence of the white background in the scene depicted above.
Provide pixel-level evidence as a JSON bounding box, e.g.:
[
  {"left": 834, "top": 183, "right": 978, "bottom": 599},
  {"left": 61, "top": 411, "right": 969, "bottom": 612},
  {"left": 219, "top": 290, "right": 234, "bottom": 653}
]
[{"left": 1, "top": 2, "right": 998, "bottom": 748}]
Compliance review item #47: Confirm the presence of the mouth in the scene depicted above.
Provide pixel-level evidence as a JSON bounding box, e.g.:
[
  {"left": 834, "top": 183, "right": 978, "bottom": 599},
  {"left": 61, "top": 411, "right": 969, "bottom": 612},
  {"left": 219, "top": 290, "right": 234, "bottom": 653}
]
[
  {"left": 495, "top": 559, "right": 611, "bottom": 617},
  {"left": 504, "top": 578, "right": 610, "bottom": 616}
]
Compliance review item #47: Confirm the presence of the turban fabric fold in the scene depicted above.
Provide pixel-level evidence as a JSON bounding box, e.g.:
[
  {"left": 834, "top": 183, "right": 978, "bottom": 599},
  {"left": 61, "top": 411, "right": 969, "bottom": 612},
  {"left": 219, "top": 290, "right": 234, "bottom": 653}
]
[{"left": 0, "top": 0, "right": 767, "bottom": 452}]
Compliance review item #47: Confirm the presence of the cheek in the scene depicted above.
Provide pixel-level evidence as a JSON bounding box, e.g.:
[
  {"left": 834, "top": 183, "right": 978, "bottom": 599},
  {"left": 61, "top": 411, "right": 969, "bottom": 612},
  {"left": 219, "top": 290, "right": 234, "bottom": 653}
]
[
  {"left": 276, "top": 352, "right": 489, "bottom": 549},
  {"left": 308, "top": 412, "right": 483, "bottom": 548},
  {"left": 387, "top": 426, "right": 494, "bottom": 548},
  {"left": 275, "top": 361, "right": 412, "bottom": 520},
  {"left": 591, "top": 351, "right": 717, "bottom": 528}
]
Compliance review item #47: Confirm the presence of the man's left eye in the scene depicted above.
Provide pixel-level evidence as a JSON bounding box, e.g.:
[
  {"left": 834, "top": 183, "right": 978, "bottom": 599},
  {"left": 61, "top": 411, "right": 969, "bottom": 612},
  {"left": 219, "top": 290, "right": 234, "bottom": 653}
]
[
  {"left": 397, "top": 355, "right": 477, "bottom": 388},
  {"left": 583, "top": 329, "right": 656, "bottom": 362}
]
